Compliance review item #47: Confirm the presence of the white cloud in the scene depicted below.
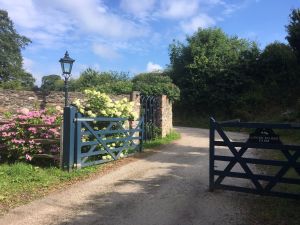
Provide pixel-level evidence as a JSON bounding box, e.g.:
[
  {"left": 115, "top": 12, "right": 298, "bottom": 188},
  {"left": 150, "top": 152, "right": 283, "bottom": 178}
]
[
  {"left": 180, "top": 14, "right": 216, "bottom": 34},
  {"left": 23, "top": 57, "right": 34, "bottom": 73},
  {"left": 0, "top": 0, "right": 149, "bottom": 52},
  {"left": 146, "top": 62, "right": 162, "bottom": 72},
  {"left": 47, "top": 0, "right": 148, "bottom": 39},
  {"left": 92, "top": 43, "right": 120, "bottom": 60},
  {"left": 222, "top": 1, "right": 249, "bottom": 16},
  {"left": 160, "top": 0, "right": 199, "bottom": 19},
  {"left": 1, "top": 0, "right": 39, "bottom": 29},
  {"left": 120, "top": 0, "right": 156, "bottom": 18}
]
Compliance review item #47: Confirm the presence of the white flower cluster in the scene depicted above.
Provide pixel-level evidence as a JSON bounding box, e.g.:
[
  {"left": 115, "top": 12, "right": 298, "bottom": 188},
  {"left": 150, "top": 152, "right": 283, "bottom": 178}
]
[{"left": 72, "top": 89, "right": 138, "bottom": 119}]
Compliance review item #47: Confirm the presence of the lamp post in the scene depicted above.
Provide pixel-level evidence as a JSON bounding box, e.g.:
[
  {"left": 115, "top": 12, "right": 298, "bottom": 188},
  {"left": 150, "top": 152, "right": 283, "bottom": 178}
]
[{"left": 59, "top": 51, "right": 75, "bottom": 107}]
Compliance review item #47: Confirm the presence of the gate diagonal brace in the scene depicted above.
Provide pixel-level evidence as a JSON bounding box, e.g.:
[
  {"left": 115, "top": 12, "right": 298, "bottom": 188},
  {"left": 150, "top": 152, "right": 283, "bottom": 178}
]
[
  {"left": 214, "top": 144, "right": 248, "bottom": 185},
  {"left": 82, "top": 121, "right": 117, "bottom": 160},
  {"left": 114, "top": 120, "right": 143, "bottom": 158},
  {"left": 265, "top": 150, "right": 300, "bottom": 191},
  {"left": 81, "top": 120, "right": 141, "bottom": 161},
  {"left": 215, "top": 123, "right": 264, "bottom": 191},
  {"left": 281, "top": 148, "right": 300, "bottom": 175}
]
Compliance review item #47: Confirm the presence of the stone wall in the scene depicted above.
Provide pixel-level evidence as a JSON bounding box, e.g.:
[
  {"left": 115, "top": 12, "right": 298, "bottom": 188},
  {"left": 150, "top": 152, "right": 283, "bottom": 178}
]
[
  {"left": 0, "top": 90, "right": 172, "bottom": 137},
  {"left": 0, "top": 90, "right": 134, "bottom": 116}
]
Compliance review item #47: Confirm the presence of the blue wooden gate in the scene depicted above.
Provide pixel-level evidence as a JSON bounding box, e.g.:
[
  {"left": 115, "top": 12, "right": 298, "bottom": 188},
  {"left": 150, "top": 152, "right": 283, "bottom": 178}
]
[
  {"left": 62, "top": 106, "right": 144, "bottom": 170},
  {"left": 209, "top": 118, "right": 300, "bottom": 199}
]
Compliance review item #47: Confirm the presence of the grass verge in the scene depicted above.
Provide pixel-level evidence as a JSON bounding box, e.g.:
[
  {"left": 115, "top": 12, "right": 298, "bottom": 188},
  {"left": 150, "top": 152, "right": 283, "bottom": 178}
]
[
  {"left": 143, "top": 131, "right": 181, "bottom": 149},
  {"left": 0, "top": 131, "right": 180, "bottom": 216},
  {"left": 0, "top": 163, "right": 102, "bottom": 215}
]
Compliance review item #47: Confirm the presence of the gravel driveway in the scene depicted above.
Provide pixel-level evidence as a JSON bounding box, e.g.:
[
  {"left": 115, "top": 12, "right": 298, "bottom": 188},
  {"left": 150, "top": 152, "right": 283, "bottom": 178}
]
[{"left": 0, "top": 127, "right": 252, "bottom": 225}]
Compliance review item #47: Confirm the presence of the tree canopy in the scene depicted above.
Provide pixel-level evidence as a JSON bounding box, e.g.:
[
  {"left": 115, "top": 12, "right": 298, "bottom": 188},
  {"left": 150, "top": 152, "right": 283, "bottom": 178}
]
[
  {"left": 40, "top": 75, "right": 63, "bottom": 92},
  {"left": 168, "top": 28, "right": 259, "bottom": 116},
  {"left": 168, "top": 25, "right": 300, "bottom": 121},
  {"left": 40, "top": 69, "right": 179, "bottom": 101},
  {"left": 132, "top": 72, "right": 180, "bottom": 101},
  {"left": 75, "top": 68, "right": 133, "bottom": 94},
  {"left": 0, "top": 10, "right": 35, "bottom": 89},
  {"left": 286, "top": 8, "right": 300, "bottom": 60}
]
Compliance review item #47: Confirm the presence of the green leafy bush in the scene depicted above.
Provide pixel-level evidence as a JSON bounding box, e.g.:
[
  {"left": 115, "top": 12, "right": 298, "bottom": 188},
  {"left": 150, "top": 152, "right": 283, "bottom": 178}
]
[{"left": 132, "top": 72, "right": 180, "bottom": 101}]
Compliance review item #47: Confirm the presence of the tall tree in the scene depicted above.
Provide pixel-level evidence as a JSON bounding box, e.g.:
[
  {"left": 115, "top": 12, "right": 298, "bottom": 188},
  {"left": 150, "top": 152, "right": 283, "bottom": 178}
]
[
  {"left": 0, "top": 10, "right": 34, "bottom": 89},
  {"left": 286, "top": 8, "right": 300, "bottom": 59},
  {"left": 168, "top": 28, "right": 259, "bottom": 116},
  {"left": 259, "top": 42, "right": 299, "bottom": 105},
  {"left": 40, "top": 75, "right": 63, "bottom": 92}
]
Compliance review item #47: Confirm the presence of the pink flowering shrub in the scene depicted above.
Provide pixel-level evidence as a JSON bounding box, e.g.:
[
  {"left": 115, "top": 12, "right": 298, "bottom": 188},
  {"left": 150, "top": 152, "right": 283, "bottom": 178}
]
[{"left": 0, "top": 107, "right": 62, "bottom": 164}]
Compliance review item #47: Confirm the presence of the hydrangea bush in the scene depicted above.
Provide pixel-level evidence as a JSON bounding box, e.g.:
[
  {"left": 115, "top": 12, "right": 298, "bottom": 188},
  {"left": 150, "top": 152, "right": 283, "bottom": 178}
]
[
  {"left": 72, "top": 89, "right": 139, "bottom": 162},
  {"left": 0, "top": 107, "right": 62, "bottom": 163},
  {"left": 73, "top": 89, "right": 137, "bottom": 119}
]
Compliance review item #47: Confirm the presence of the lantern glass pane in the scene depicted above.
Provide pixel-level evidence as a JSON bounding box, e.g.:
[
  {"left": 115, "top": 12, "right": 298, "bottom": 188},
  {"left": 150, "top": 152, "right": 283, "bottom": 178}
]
[
  {"left": 60, "top": 62, "right": 65, "bottom": 73},
  {"left": 64, "top": 62, "right": 71, "bottom": 74}
]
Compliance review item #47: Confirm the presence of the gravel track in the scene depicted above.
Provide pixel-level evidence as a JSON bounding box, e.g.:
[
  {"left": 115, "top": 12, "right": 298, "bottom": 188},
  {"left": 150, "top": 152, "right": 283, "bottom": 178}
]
[{"left": 0, "top": 127, "right": 251, "bottom": 225}]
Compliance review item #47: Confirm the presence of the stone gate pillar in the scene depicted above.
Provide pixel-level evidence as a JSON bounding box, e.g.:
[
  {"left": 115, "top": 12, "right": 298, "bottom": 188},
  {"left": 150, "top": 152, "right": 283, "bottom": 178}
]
[{"left": 158, "top": 95, "right": 173, "bottom": 137}]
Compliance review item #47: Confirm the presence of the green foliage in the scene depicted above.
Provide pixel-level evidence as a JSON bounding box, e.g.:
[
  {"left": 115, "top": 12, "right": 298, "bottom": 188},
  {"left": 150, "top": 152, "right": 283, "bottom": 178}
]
[
  {"left": 169, "top": 28, "right": 259, "bottom": 116},
  {"left": 132, "top": 72, "right": 180, "bottom": 101},
  {"left": 3, "top": 111, "right": 12, "bottom": 119},
  {"left": 286, "top": 8, "right": 300, "bottom": 60},
  {"left": 40, "top": 75, "right": 63, "bottom": 92},
  {"left": 75, "top": 68, "right": 102, "bottom": 89},
  {"left": 67, "top": 68, "right": 180, "bottom": 101},
  {"left": 169, "top": 24, "right": 300, "bottom": 122},
  {"left": 258, "top": 42, "right": 299, "bottom": 106},
  {"left": 0, "top": 10, "right": 35, "bottom": 90},
  {"left": 96, "top": 80, "right": 133, "bottom": 95},
  {"left": 75, "top": 68, "right": 132, "bottom": 94}
]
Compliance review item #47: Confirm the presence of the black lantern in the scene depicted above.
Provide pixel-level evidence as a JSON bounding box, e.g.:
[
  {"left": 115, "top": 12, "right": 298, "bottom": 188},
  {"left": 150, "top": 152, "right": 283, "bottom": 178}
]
[
  {"left": 59, "top": 51, "right": 75, "bottom": 77},
  {"left": 59, "top": 51, "right": 75, "bottom": 106}
]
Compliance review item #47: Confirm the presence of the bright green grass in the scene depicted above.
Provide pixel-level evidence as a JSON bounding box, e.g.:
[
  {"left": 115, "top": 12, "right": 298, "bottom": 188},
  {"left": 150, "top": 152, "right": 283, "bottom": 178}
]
[
  {"left": 0, "top": 163, "right": 101, "bottom": 214},
  {"left": 143, "top": 131, "right": 181, "bottom": 149}
]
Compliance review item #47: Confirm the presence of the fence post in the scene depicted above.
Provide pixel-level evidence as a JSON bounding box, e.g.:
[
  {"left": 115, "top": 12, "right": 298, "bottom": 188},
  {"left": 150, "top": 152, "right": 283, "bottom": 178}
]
[
  {"left": 209, "top": 117, "right": 215, "bottom": 191},
  {"left": 62, "top": 106, "right": 76, "bottom": 171}
]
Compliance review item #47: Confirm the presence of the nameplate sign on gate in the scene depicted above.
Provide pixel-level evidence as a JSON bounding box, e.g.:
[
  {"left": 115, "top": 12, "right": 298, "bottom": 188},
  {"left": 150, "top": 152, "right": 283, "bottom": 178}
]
[{"left": 248, "top": 128, "right": 282, "bottom": 144}]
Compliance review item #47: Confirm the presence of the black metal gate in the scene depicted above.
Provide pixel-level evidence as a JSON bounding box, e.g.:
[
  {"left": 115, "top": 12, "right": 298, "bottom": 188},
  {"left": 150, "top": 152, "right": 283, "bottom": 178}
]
[
  {"left": 209, "top": 117, "right": 300, "bottom": 199},
  {"left": 140, "top": 95, "right": 159, "bottom": 141}
]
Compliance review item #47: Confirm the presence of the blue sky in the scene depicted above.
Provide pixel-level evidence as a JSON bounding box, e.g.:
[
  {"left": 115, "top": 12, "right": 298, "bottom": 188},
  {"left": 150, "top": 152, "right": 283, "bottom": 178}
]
[{"left": 0, "top": 0, "right": 299, "bottom": 85}]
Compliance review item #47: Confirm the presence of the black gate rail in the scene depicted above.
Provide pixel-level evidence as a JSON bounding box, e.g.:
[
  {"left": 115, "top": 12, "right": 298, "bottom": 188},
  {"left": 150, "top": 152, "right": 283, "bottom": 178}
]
[{"left": 209, "top": 117, "right": 300, "bottom": 199}]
